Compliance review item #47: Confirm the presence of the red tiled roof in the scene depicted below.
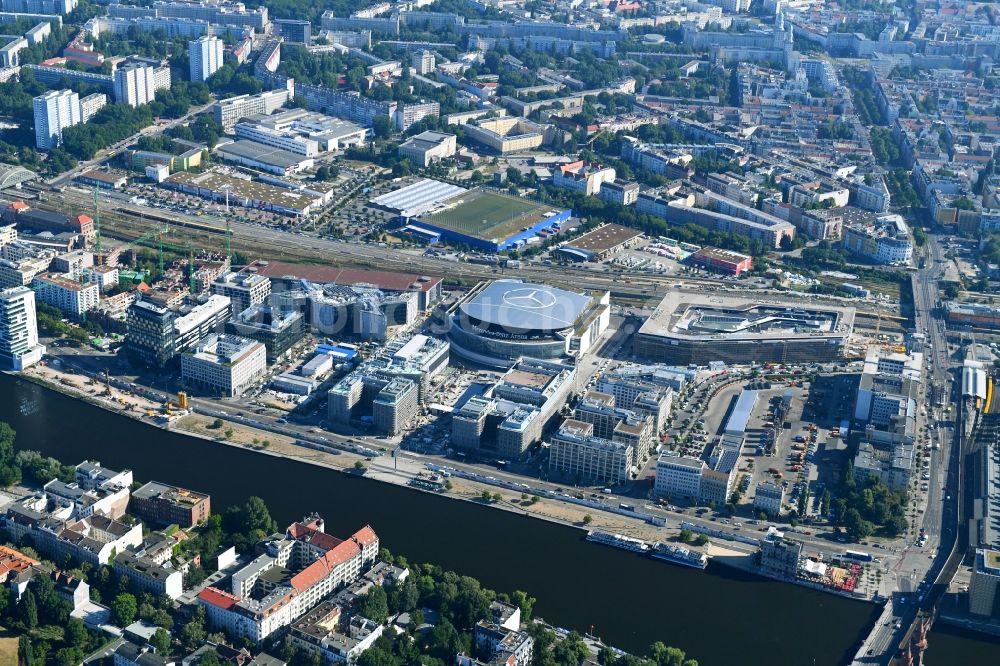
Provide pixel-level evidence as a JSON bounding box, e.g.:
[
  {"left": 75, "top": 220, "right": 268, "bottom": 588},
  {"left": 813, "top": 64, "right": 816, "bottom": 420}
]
[
  {"left": 353, "top": 525, "right": 378, "bottom": 547},
  {"left": 9, "top": 201, "right": 28, "bottom": 211},
  {"left": 290, "top": 540, "right": 361, "bottom": 593},
  {"left": 198, "top": 586, "right": 240, "bottom": 609},
  {"left": 253, "top": 261, "right": 441, "bottom": 293},
  {"left": 288, "top": 521, "right": 342, "bottom": 551}
]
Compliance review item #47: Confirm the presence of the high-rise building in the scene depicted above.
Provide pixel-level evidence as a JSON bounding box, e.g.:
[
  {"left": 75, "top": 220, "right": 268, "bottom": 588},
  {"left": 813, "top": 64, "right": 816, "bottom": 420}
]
[
  {"left": 33, "top": 89, "right": 81, "bottom": 150},
  {"left": 0, "top": 286, "right": 45, "bottom": 370},
  {"left": 273, "top": 19, "right": 311, "bottom": 43},
  {"left": 412, "top": 49, "right": 435, "bottom": 75},
  {"left": 113, "top": 63, "right": 171, "bottom": 107},
  {"left": 189, "top": 35, "right": 224, "bottom": 83}
]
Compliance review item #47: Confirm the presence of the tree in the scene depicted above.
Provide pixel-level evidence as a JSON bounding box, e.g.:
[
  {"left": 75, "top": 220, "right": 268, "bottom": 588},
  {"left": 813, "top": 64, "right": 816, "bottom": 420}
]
[
  {"left": 357, "top": 647, "right": 396, "bottom": 666},
  {"left": 53, "top": 647, "right": 82, "bottom": 666},
  {"left": 65, "top": 617, "right": 88, "bottom": 649},
  {"left": 511, "top": 590, "right": 536, "bottom": 621},
  {"left": 180, "top": 606, "right": 207, "bottom": 648},
  {"left": 197, "top": 650, "right": 223, "bottom": 666},
  {"left": 111, "top": 592, "right": 137, "bottom": 626},
  {"left": 553, "top": 631, "right": 589, "bottom": 666},
  {"left": 0, "top": 422, "right": 21, "bottom": 487},
  {"left": 18, "top": 635, "right": 35, "bottom": 666},
  {"left": 151, "top": 627, "right": 171, "bottom": 654},
  {"left": 678, "top": 529, "right": 693, "bottom": 543},
  {"left": 582, "top": 514, "right": 593, "bottom": 525},
  {"left": 885, "top": 514, "right": 908, "bottom": 537},
  {"left": 19, "top": 588, "right": 38, "bottom": 629},
  {"left": 210, "top": 418, "right": 224, "bottom": 429},
  {"left": 358, "top": 586, "right": 389, "bottom": 624},
  {"left": 373, "top": 115, "right": 392, "bottom": 139}
]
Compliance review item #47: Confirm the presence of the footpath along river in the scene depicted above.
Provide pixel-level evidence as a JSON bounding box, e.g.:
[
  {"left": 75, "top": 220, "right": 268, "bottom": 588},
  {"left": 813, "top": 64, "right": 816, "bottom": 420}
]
[{"left": 4, "top": 372, "right": 992, "bottom": 665}]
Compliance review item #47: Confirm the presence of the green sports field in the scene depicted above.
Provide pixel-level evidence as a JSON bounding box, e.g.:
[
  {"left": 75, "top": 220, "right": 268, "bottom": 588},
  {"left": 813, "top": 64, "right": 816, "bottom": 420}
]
[{"left": 424, "top": 191, "right": 547, "bottom": 240}]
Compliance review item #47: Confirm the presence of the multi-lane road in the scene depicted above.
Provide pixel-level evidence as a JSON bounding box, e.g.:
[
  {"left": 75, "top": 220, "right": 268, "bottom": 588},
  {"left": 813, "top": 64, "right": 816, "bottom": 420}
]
[{"left": 852, "top": 236, "right": 961, "bottom": 664}]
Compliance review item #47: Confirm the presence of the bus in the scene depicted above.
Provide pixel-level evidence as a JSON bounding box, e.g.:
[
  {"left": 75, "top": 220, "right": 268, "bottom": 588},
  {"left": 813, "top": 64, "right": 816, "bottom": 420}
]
[{"left": 843, "top": 550, "right": 873, "bottom": 563}]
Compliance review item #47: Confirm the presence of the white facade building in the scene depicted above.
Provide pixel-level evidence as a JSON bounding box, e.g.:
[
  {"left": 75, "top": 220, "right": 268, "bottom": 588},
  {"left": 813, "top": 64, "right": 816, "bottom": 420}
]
[
  {"left": 113, "top": 63, "right": 171, "bottom": 107},
  {"left": 181, "top": 333, "right": 266, "bottom": 398},
  {"left": 654, "top": 453, "right": 704, "bottom": 499},
  {"left": 33, "top": 89, "right": 81, "bottom": 150},
  {"left": 0, "top": 286, "right": 45, "bottom": 370},
  {"left": 412, "top": 50, "right": 435, "bottom": 75},
  {"left": 32, "top": 273, "right": 100, "bottom": 317},
  {"left": 189, "top": 35, "right": 224, "bottom": 82},
  {"left": 552, "top": 161, "right": 616, "bottom": 196},
  {"left": 234, "top": 122, "right": 320, "bottom": 157}
]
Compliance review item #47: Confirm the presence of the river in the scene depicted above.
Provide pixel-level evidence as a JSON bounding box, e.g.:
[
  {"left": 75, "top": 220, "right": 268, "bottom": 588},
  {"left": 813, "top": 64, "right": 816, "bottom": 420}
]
[{"left": 3, "top": 373, "right": 994, "bottom": 665}]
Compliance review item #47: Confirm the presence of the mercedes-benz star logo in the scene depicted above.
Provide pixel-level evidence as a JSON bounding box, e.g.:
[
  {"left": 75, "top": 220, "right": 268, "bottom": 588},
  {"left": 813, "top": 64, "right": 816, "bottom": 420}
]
[{"left": 502, "top": 287, "right": 557, "bottom": 309}]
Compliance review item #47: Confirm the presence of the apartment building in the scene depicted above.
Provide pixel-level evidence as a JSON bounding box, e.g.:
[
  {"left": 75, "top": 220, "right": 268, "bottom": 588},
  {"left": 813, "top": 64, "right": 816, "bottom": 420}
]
[
  {"left": 113, "top": 62, "right": 171, "bottom": 107},
  {"left": 286, "top": 603, "right": 384, "bottom": 663},
  {"left": 3, "top": 493, "right": 142, "bottom": 566},
  {"left": 598, "top": 180, "right": 639, "bottom": 206},
  {"left": 842, "top": 214, "right": 913, "bottom": 265},
  {"left": 33, "top": 89, "right": 81, "bottom": 150},
  {"left": 0, "top": 286, "right": 45, "bottom": 370},
  {"left": 131, "top": 481, "right": 211, "bottom": 528},
  {"left": 412, "top": 49, "right": 434, "bottom": 74},
  {"left": 198, "top": 518, "right": 378, "bottom": 643},
  {"left": 552, "top": 161, "right": 616, "bottom": 196},
  {"left": 189, "top": 35, "right": 224, "bottom": 82},
  {"left": 113, "top": 549, "right": 184, "bottom": 599},
  {"left": 32, "top": 272, "right": 99, "bottom": 317},
  {"left": 473, "top": 621, "right": 534, "bottom": 666}
]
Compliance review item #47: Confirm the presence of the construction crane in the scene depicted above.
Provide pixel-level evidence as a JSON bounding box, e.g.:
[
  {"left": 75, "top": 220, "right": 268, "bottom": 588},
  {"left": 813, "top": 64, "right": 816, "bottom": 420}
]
[{"left": 118, "top": 224, "right": 171, "bottom": 271}]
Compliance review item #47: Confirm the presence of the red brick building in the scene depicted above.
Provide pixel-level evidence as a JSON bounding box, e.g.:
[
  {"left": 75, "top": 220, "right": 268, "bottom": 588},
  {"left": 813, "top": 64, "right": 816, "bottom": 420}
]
[{"left": 689, "top": 246, "right": 753, "bottom": 276}]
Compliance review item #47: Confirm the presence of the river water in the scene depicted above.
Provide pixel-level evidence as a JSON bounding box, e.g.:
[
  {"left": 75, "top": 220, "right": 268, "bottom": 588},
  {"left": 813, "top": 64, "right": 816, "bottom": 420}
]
[{"left": 3, "top": 373, "right": 996, "bottom": 665}]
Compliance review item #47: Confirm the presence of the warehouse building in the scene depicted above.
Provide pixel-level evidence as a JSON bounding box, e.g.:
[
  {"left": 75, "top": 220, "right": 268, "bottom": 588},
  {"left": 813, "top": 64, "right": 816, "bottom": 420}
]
[
  {"left": 252, "top": 260, "right": 442, "bottom": 312},
  {"left": 688, "top": 246, "right": 753, "bottom": 276},
  {"left": 214, "top": 140, "right": 315, "bottom": 176},
  {"left": 398, "top": 131, "right": 457, "bottom": 167},
  {"left": 554, "top": 224, "right": 643, "bottom": 262}
]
